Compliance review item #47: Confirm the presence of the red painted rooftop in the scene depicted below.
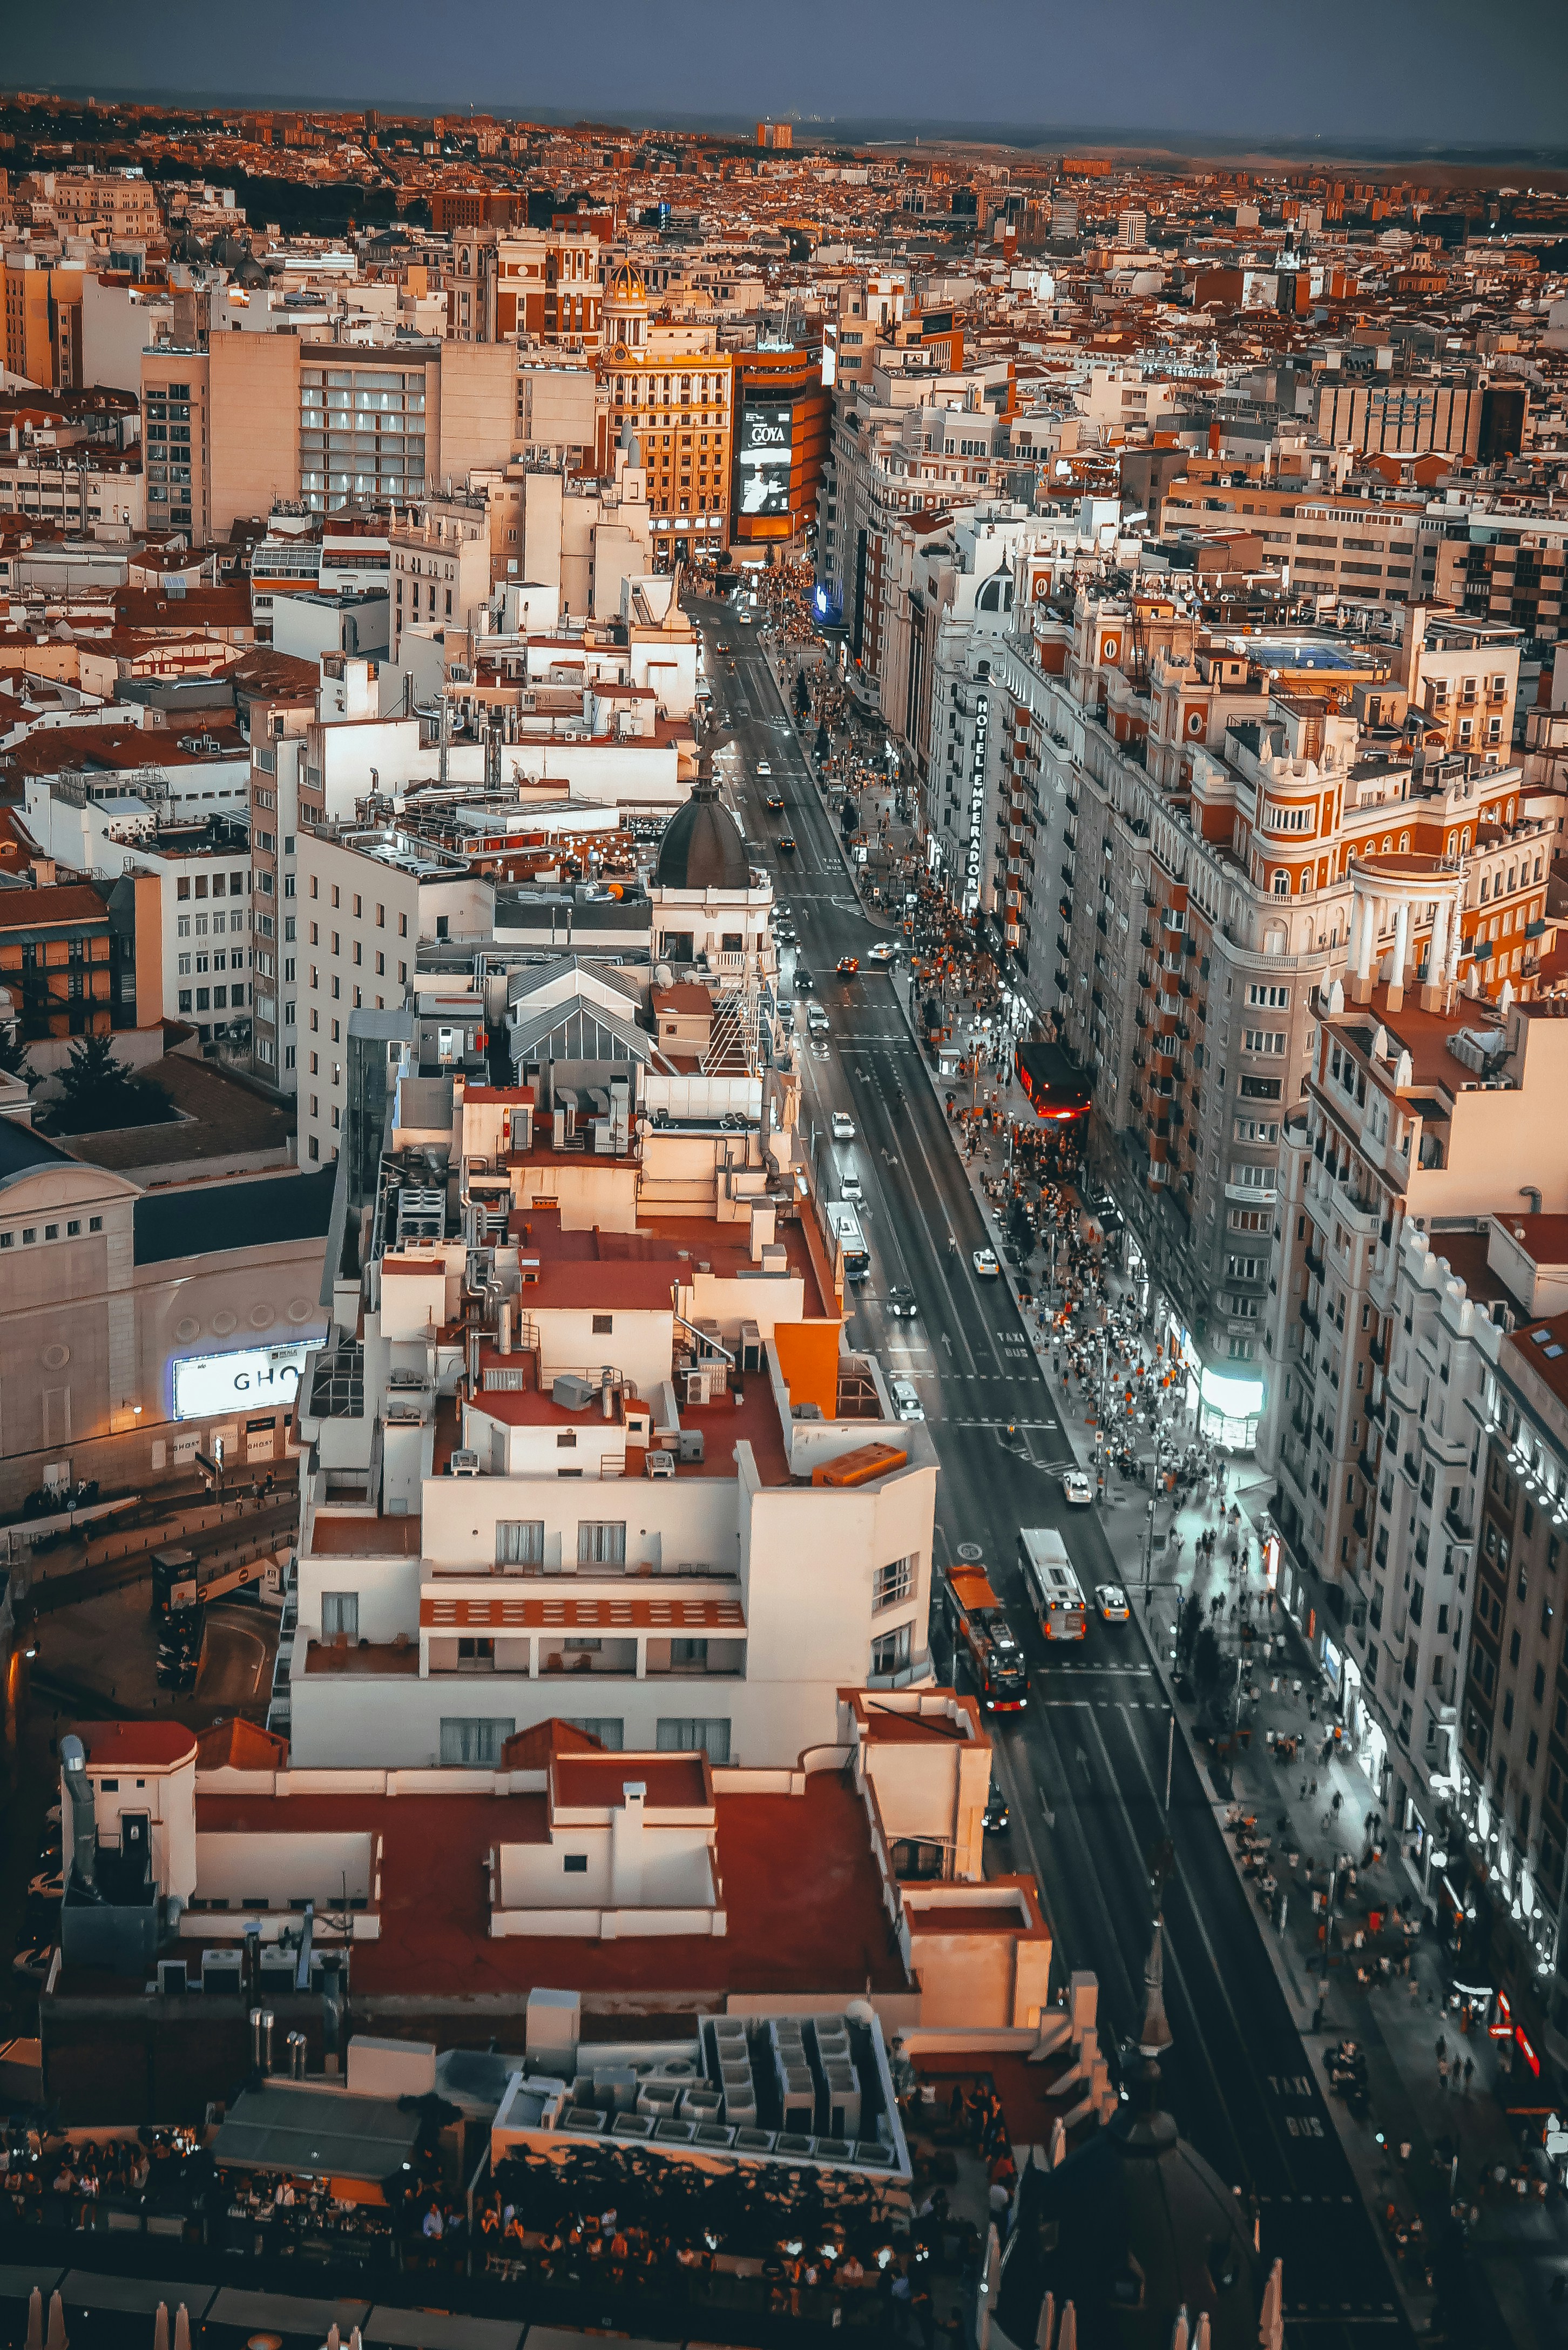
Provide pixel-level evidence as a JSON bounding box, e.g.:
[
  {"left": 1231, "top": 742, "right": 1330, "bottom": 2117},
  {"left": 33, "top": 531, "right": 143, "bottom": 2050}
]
[{"left": 186, "top": 1767, "right": 911, "bottom": 2001}]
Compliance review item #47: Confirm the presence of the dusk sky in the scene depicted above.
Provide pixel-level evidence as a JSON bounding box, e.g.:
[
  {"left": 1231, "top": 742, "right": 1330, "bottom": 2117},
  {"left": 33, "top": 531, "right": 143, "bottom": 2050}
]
[{"left": 12, "top": 0, "right": 1567, "bottom": 152}]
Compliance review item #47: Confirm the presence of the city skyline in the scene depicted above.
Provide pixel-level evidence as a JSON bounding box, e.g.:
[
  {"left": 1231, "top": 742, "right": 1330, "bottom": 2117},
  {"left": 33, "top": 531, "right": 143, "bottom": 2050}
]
[{"left": 7, "top": 0, "right": 1568, "bottom": 153}]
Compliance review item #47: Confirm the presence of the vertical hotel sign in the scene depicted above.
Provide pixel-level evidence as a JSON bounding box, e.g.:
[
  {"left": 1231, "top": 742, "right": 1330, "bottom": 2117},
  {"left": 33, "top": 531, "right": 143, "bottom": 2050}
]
[{"left": 963, "top": 692, "right": 989, "bottom": 914}]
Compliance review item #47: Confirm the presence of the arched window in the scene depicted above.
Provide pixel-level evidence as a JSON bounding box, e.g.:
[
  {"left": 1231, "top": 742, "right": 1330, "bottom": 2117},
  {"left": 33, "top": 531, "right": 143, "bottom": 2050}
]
[
  {"left": 1299, "top": 868, "right": 1312, "bottom": 895},
  {"left": 1272, "top": 869, "right": 1290, "bottom": 895},
  {"left": 1461, "top": 828, "right": 1471, "bottom": 853},
  {"left": 1399, "top": 833, "right": 1410, "bottom": 853}
]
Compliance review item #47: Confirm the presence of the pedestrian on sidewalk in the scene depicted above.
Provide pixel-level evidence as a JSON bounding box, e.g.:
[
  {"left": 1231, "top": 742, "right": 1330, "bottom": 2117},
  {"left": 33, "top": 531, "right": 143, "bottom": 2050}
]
[
  {"left": 1438, "top": 2052, "right": 1450, "bottom": 2092},
  {"left": 1463, "top": 2056, "right": 1474, "bottom": 2096}
]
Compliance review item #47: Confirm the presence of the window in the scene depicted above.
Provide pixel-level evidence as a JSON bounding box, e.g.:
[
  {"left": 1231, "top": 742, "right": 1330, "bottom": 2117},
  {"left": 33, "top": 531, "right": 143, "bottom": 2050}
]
[
  {"left": 457, "top": 1637, "right": 495, "bottom": 1669},
  {"left": 562, "top": 1717, "right": 623, "bottom": 1749},
  {"left": 873, "top": 1556, "right": 915, "bottom": 1612},
  {"left": 495, "top": 1520, "right": 545, "bottom": 1567},
  {"left": 592, "top": 1314, "right": 614, "bottom": 1335},
  {"left": 657, "top": 1717, "right": 731, "bottom": 1764},
  {"left": 563, "top": 1853, "right": 589, "bottom": 1874},
  {"left": 577, "top": 1521, "right": 626, "bottom": 1567},
  {"left": 321, "top": 1592, "right": 359, "bottom": 1643},
  {"left": 871, "top": 1622, "right": 914, "bottom": 1678},
  {"left": 438, "top": 1717, "right": 515, "bottom": 1767}
]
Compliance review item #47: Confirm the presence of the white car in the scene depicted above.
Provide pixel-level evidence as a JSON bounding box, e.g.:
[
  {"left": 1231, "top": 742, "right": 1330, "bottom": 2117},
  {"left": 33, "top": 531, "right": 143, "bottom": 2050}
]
[
  {"left": 808, "top": 1005, "right": 830, "bottom": 1034},
  {"left": 890, "top": 1378, "right": 924, "bottom": 1422},
  {"left": 831, "top": 1111, "right": 855, "bottom": 1140},
  {"left": 840, "top": 1171, "right": 863, "bottom": 1203},
  {"left": 1062, "top": 1470, "right": 1094, "bottom": 1507},
  {"left": 1096, "top": 1583, "right": 1130, "bottom": 1622},
  {"left": 867, "top": 942, "right": 897, "bottom": 965},
  {"left": 972, "top": 1247, "right": 999, "bottom": 1279},
  {"left": 756, "top": 760, "right": 772, "bottom": 776}
]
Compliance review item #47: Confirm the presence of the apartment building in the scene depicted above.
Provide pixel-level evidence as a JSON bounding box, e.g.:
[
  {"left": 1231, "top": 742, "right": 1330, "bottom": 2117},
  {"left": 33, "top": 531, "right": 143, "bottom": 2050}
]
[
  {"left": 2, "top": 256, "right": 83, "bottom": 391},
  {"left": 284, "top": 1057, "right": 935, "bottom": 1772},
  {"left": 593, "top": 263, "right": 733, "bottom": 565},
  {"left": 139, "top": 335, "right": 516, "bottom": 542},
  {"left": 956, "top": 575, "right": 1563, "bottom": 1443},
  {"left": 1261, "top": 990, "right": 1568, "bottom": 1814},
  {"left": 390, "top": 494, "right": 492, "bottom": 658},
  {"left": 822, "top": 360, "right": 1004, "bottom": 694},
  {"left": 1157, "top": 474, "right": 1427, "bottom": 610},
  {"left": 1417, "top": 499, "right": 1568, "bottom": 646},
  {"left": 1456, "top": 1209, "right": 1568, "bottom": 2068}
]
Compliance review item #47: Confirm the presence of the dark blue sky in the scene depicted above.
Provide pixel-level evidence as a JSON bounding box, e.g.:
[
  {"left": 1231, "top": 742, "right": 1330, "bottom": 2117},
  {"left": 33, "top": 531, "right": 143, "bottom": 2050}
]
[{"left": 13, "top": 0, "right": 1566, "bottom": 152}]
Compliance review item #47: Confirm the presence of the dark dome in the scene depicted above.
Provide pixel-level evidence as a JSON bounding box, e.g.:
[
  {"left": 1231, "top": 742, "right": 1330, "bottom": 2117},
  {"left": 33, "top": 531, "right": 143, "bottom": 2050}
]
[
  {"left": 654, "top": 781, "right": 749, "bottom": 892},
  {"left": 995, "top": 1921, "right": 1266, "bottom": 2350}
]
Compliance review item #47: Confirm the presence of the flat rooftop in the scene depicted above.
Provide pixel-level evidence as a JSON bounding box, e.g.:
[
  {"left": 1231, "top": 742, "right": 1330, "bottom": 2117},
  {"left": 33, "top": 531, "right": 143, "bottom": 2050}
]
[{"left": 162, "top": 1766, "right": 914, "bottom": 2003}]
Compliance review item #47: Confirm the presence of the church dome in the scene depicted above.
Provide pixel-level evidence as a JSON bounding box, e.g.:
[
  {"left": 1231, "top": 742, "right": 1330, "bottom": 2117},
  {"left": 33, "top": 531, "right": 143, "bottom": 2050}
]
[
  {"left": 995, "top": 1921, "right": 1269, "bottom": 2350},
  {"left": 604, "top": 258, "right": 647, "bottom": 304},
  {"left": 654, "top": 781, "right": 749, "bottom": 893}
]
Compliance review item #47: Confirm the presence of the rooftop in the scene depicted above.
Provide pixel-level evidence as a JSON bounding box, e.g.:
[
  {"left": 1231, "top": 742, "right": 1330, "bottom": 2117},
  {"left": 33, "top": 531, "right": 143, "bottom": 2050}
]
[
  {"left": 174, "top": 1765, "right": 913, "bottom": 2003},
  {"left": 133, "top": 1166, "right": 336, "bottom": 1266}
]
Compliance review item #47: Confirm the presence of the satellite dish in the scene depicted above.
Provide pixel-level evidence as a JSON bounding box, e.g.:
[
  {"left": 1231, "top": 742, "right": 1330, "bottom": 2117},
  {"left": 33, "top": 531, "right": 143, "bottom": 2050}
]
[{"left": 654, "top": 962, "right": 674, "bottom": 988}]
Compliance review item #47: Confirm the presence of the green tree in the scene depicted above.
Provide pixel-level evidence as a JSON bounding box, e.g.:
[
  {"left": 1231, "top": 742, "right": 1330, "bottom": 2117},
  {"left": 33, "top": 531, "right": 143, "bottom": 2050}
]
[
  {"left": 47, "top": 1034, "right": 174, "bottom": 1135},
  {"left": 0, "top": 1028, "right": 38, "bottom": 1090}
]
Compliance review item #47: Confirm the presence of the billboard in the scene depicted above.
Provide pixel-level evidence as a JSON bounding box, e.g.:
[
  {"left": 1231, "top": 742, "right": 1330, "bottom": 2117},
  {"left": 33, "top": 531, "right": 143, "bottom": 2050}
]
[
  {"left": 736, "top": 401, "right": 794, "bottom": 517},
  {"left": 172, "top": 1342, "right": 315, "bottom": 1422}
]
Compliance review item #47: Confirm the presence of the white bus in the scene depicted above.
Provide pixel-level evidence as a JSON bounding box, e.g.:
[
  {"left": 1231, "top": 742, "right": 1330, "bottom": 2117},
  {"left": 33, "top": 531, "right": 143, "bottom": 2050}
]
[
  {"left": 1019, "top": 1527, "right": 1087, "bottom": 1641},
  {"left": 826, "top": 1200, "right": 871, "bottom": 1283}
]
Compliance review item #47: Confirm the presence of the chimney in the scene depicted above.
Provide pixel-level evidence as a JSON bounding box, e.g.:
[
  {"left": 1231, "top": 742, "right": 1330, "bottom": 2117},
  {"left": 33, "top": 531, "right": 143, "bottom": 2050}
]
[{"left": 611, "top": 1781, "right": 646, "bottom": 1907}]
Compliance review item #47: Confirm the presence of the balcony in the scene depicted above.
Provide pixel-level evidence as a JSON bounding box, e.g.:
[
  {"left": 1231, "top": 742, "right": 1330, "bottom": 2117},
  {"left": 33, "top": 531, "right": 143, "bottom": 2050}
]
[
  {"left": 1305, "top": 1245, "right": 1325, "bottom": 1282},
  {"left": 1299, "top": 1299, "right": 1321, "bottom": 1339},
  {"left": 1060, "top": 863, "right": 1075, "bottom": 888},
  {"left": 1444, "top": 1503, "right": 1474, "bottom": 1543},
  {"left": 1369, "top": 1331, "right": 1386, "bottom": 1367}
]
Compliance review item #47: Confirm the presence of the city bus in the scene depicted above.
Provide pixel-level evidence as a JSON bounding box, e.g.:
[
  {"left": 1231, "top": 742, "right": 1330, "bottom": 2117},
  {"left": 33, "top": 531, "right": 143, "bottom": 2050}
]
[
  {"left": 826, "top": 1200, "right": 871, "bottom": 1283},
  {"left": 151, "top": 1546, "right": 285, "bottom": 1623},
  {"left": 1018, "top": 1527, "right": 1087, "bottom": 1641},
  {"left": 1015, "top": 1041, "right": 1093, "bottom": 1126}
]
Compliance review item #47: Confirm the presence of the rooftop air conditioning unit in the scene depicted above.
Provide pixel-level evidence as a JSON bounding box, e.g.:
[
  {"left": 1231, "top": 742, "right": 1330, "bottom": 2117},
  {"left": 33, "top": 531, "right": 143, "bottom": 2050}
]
[
  {"left": 645, "top": 1450, "right": 675, "bottom": 1480},
  {"left": 775, "top": 2131, "right": 816, "bottom": 2158},
  {"left": 450, "top": 1450, "right": 481, "bottom": 1477},
  {"left": 732, "top": 2127, "right": 775, "bottom": 2155},
  {"left": 560, "top": 2107, "right": 607, "bottom": 2135}
]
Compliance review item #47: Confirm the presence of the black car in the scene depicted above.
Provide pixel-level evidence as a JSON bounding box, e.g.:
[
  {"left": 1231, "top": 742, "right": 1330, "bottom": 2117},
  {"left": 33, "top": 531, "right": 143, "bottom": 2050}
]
[
  {"left": 886, "top": 1286, "right": 918, "bottom": 1320},
  {"left": 794, "top": 968, "right": 814, "bottom": 992},
  {"left": 982, "top": 1785, "right": 1010, "bottom": 1834}
]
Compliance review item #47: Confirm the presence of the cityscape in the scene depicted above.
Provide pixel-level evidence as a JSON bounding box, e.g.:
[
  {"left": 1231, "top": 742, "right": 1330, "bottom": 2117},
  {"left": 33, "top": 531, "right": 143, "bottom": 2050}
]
[{"left": 0, "top": 23, "right": 1566, "bottom": 2350}]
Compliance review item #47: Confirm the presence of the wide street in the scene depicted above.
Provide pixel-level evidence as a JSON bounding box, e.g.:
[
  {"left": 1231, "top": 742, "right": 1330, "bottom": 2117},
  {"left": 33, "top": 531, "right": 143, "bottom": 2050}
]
[{"left": 696, "top": 598, "right": 1412, "bottom": 2350}]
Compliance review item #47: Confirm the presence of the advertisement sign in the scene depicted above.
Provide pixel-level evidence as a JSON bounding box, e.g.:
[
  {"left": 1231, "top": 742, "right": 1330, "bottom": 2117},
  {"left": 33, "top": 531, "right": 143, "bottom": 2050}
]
[
  {"left": 962, "top": 691, "right": 990, "bottom": 915},
  {"left": 173, "top": 1342, "right": 315, "bottom": 1422},
  {"left": 736, "top": 402, "right": 794, "bottom": 517}
]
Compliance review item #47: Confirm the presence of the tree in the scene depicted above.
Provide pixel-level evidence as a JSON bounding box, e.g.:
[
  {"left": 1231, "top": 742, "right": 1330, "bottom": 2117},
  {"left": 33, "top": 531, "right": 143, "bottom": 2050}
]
[
  {"left": 46, "top": 1034, "right": 175, "bottom": 1136},
  {"left": 1192, "top": 1624, "right": 1224, "bottom": 1698},
  {"left": 0, "top": 1028, "right": 38, "bottom": 1090},
  {"left": 814, "top": 723, "right": 830, "bottom": 764},
  {"left": 794, "top": 671, "right": 810, "bottom": 718}
]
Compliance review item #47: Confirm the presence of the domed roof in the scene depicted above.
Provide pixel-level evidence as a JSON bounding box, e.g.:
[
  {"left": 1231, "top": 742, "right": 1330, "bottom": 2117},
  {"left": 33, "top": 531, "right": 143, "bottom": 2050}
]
[
  {"left": 604, "top": 258, "right": 647, "bottom": 304},
  {"left": 996, "top": 1921, "right": 1267, "bottom": 2350},
  {"left": 654, "top": 781, "right": 749, "bottom": 893}
]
